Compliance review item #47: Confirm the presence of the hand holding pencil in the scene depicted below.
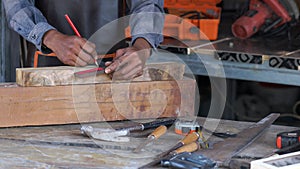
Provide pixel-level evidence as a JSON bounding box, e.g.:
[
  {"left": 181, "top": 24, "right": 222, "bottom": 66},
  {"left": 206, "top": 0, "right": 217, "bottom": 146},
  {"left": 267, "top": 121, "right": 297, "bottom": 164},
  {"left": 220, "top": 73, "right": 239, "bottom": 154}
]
[{"left": 64, "top": 14, "right": 99, "bottom": 67}]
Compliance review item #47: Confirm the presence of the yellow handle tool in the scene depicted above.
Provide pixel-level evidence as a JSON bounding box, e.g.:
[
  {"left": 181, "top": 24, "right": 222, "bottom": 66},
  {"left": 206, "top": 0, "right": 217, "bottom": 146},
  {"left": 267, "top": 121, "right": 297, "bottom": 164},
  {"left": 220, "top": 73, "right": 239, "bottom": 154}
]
[{"left": 133, "top": 125, "right": 167, "bottom": 153}]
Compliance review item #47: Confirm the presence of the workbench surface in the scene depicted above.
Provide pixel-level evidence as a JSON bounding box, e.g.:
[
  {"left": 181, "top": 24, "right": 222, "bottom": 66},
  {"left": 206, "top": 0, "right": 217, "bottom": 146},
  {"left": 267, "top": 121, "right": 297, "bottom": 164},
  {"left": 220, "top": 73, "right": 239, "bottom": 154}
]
[{"left": 0, "top": 118, "right": 297, "bottom": 169}]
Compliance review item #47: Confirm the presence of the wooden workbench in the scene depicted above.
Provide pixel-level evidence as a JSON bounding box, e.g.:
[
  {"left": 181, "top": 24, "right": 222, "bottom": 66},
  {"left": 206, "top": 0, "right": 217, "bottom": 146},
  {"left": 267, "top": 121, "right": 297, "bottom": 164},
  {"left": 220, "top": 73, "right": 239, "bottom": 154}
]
[{"left": 0, "top": 118, "right": 297, "bottom": 169}]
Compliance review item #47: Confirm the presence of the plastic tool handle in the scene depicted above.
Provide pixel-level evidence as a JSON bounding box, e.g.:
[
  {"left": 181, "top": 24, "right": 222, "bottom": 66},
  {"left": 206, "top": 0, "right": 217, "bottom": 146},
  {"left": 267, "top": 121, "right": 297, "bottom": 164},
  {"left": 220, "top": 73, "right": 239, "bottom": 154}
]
[
  {"left": 173, "top": 142, "right": 199, "bottom": 154},
  {"left": 149, "top": 125, "right": 167, "bottom": 139},
  {"left": 181, "top": 132, "right": 200, "bottom": 145}
]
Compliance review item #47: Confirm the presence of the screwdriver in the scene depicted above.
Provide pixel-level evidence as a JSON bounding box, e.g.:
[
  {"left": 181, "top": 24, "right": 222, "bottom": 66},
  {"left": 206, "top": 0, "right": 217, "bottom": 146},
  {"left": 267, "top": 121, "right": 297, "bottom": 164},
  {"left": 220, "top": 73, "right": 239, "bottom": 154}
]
[
  {"left": 133, "top": 125, "right": 167, "bottom": 153},
  {"left": 64, "top": 14, "right": 99, "bottom": 67},
  {"left": 139, "top": 142, "right": 199, "bottom": 169},
  {"left": 157, "top": 132, "right": 200, "bottom": 158}
]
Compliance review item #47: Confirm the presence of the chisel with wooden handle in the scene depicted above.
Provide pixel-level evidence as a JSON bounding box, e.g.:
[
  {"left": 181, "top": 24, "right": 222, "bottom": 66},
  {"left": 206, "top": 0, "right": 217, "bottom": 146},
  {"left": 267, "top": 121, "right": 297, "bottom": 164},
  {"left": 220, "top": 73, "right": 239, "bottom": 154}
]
[
  {"left": 133, "top": 125, "right": 167, "bottom": 153},
  {"left": 157, "top": 132, "right": 200, "bottom": 158},
  {"left": 138, "top": 142, "right": 199, "bottom": 169}
]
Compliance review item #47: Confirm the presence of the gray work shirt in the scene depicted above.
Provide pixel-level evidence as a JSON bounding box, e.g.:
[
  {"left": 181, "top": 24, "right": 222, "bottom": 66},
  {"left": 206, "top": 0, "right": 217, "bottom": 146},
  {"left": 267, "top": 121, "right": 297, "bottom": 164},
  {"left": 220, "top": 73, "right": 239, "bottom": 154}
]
[{"left": 2, "top": 0, "right": 164, "bottom": 53}]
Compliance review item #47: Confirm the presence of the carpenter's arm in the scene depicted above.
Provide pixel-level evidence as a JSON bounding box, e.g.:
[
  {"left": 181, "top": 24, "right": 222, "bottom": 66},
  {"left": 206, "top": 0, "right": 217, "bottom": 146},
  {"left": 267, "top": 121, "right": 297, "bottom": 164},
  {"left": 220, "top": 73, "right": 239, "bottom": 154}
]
[
  {"left": 127, "top": 0, "right": 164, "bottom": 48},
  {"left": 2, "top": 0, "right": 55, "bottom": 52},
  {"left": 2, "top": 0, "right": 96, "bottom": 66},
  {"left": 104, "top": 0, "right": 164, "bottom": 80}
]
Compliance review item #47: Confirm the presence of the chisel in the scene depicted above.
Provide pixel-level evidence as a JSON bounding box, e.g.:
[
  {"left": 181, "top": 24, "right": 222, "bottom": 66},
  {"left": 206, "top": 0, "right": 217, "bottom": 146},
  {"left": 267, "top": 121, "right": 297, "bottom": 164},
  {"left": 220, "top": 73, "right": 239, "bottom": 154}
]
[
  {"left": 133, "top": 125, "right": 167, "bottom": 153},
  {"left": 157, "top": 132, "right": 200, "bottom": 158},
  {"left": 139, "top": 142, "right": 199, "bottom": 169}
]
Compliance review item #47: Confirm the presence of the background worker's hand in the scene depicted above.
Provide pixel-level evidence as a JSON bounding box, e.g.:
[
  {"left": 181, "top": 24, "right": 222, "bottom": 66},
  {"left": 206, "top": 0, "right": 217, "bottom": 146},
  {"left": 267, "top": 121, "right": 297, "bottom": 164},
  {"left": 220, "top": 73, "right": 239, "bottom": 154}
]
[
  {"left": 104, "top": 38, "right": 152, "bottom": 80},
  {"left": 42, "top": 30, "right": 97, "bottom": 66}
]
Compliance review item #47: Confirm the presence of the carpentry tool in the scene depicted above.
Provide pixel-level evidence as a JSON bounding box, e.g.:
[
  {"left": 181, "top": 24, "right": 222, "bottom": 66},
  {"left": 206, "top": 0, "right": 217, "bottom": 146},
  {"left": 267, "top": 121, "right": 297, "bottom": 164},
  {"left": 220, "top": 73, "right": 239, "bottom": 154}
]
[
  {"left": 193, "top": 113, "right": 280, "bottom": 168},
  {"left": 133, "top": 125, "right": 167, "bottom": 153},
  {"left": 81, "top": 126, "right": 130, "bottom": 142},
  {"left": 175, "top": 118, "right": 200, "bottom": 135},
  {"left": 81, "top": 118, "right": 176, "bottom": 142},
  {"left": 199, "top": 126, "right": 237, "bottom": 139},
  {"left": 161, "top": 152, "right": 216, "bottom": 169},
  {"left": 64, "top": 14, "right": 99, "bottom": 67},
  {"left": 232, "top": 0, "right": 300, "bottom": 39},
  {"left": 115, "top": 118, "right": 176, "bottom": 132},
  {"left": 275, "top": 142, "right": 300, "bottom": 155},
  {"left": 74, "top": 67, "right": 105, "bottom": 78},
  {"left": 157, "top": 132, "right": 200, "bottom": 158},
  {"left": 139, "top": 142, "right": 199, "bottom": 169},
  {"left": 174, "top": 117, "right": 236, "bottom": 138},
  {"left": 276, "top": 130, "right": 300, "bottom": 149}
]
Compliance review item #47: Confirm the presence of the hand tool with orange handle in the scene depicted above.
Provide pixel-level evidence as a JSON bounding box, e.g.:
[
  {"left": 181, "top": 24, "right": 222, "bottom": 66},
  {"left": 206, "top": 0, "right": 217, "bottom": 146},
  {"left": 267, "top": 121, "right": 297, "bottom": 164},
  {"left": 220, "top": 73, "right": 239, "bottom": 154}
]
[
  {"left": 156, "top": 132, "right": 200, "bottom": 158},
  {"left": 138, "top": 142, "right": 199, "bottom": 169},
  {"left": 133, "top": 125, "right": 167, "bottom": 153}
]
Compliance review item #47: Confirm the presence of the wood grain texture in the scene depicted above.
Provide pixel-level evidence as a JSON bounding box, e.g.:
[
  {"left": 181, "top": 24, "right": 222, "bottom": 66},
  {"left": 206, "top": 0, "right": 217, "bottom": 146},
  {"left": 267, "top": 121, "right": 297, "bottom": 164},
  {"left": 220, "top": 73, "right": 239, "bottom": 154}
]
[
  {"left": 0, "top": 78, "right": 196, "bottom": 127},
  {"left": 16, "top": 62, "right": 185, "bottom": 87}
]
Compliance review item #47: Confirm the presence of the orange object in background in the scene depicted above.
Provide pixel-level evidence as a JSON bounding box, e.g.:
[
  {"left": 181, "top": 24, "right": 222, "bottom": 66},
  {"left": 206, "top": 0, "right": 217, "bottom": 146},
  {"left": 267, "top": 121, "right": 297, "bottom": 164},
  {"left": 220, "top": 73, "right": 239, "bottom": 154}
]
[
  {"left": 33, "top": 51, "right": 57, "bottom": 68},
  {"left": 164, "top": 0, "right": 222, "bottom": 40},
  {"left": 125, "top": 0, "right": 222, "bottom": 40}
]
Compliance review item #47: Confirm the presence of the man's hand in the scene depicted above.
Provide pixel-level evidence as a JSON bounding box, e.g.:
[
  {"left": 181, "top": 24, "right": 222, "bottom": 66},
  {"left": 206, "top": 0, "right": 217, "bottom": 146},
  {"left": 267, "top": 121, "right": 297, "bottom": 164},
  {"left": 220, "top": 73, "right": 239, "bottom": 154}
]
[
  {"left": 105, "top": 38, "right": 152, "bottom": 80},
  {"left": 43, "top": 30, "right": 97, "bottom": 66}
]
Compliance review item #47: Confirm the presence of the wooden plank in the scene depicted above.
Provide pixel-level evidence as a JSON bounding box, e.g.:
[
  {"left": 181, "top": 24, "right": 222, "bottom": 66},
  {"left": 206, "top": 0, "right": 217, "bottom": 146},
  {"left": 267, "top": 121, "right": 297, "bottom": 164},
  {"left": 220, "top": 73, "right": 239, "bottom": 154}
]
[
  {"left": 0, "top": 78, "right": 196, "bottom": 127},
  {"left": 16, "top": 62, "right": 185, "bottom": 87}
]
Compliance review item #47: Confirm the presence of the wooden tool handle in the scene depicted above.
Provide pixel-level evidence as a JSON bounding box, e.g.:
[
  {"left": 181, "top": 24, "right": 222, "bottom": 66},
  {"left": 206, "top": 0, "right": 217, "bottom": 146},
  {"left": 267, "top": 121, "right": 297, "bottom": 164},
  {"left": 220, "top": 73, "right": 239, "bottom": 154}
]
[
  {"left": 149, "top": 125, "right": 167, "bottom": 139},
  {"left": 174, "top": 142, "right": 199, "bottom": 154},
  {"left": 181, "top": 132, "right": 200, "bottom": 145}
]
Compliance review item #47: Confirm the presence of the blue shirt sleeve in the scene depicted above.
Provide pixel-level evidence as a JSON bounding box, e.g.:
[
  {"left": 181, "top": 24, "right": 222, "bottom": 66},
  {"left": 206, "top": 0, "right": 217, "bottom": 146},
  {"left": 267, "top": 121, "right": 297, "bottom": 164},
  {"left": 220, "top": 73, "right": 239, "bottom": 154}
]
[
  {"left": 2, "top": 0, "right": 56, "bottom": 52},
  {"left": 2, "top": 0, "right": 164, "bottom": 52},
  {"left": 127, "top": 0, "right": 164, "bottom": 48}
]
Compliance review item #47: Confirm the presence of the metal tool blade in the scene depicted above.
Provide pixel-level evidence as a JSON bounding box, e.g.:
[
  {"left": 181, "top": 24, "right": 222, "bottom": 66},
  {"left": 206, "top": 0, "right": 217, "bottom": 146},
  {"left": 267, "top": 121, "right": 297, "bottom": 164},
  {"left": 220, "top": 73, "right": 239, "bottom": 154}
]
[
  {"left": 81, "top": 126, "right": 130, "bottom": 142},
  {"left": 133, "top": 138, "right": 154, "bottom": 153},
  {"left": 196, "top": 113, "right": 280, "bottom": 167}
]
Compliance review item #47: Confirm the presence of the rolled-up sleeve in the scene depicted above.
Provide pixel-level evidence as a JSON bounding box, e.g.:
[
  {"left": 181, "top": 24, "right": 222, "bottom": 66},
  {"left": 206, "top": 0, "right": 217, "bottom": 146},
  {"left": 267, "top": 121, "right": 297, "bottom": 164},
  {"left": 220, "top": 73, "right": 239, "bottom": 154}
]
[
  {"left": 2, "top": 0, "right": 55, "bottom": 51},
  {"left": 127, "top": 0, "right": 164, "bottom": 48}
]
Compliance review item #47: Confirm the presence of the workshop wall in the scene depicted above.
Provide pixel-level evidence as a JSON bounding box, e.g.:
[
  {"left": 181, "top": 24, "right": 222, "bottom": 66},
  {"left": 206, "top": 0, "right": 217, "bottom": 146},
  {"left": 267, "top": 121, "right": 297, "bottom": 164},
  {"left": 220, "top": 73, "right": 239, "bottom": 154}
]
[{"left": 0, "top": 1, "right": 21, "bottom": 82}]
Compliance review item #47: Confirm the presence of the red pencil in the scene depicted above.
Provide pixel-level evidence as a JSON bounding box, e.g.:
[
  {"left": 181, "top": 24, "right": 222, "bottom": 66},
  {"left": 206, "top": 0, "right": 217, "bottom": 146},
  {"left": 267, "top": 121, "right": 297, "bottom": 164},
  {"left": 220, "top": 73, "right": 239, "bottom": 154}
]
[{"left": 64, "top": 14, "right": 82, "bottom": 37}]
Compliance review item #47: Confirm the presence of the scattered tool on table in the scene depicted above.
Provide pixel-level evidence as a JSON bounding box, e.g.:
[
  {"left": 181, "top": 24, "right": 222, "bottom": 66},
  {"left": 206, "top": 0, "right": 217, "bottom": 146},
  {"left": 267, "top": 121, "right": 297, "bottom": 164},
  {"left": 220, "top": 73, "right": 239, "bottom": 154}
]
[
  {"left": 274, "top": 142, "right": 300, "bottom": 155},
  {"left": 199, "top": 125, "right": 237, "bottom": 139},
  {"left": 157, "top": 132, "right": 200, "bottom": 158},
  {"left": 115, "top": 118, "right": 176, "bottom": 132},
  {"left": 175, "top": 117, "right": 236, "bottom": 138},
  {"left": 193, "top": 113, "right": 280, "bottom": 168},
  {"left": 139, "top": 142, "right": 199, "bottom": 169},
  {"left": 174, "top": 118, "right": 200, "bottom": 135},
  {"left": 161, "top": 152, "right": 216, "bottom": 169},
  {"left": 133, "top": 125, "right": 167, "bottom": 153},
  {"left": 197, "top": 130, "right": 209, "bottom": 149},
  {"left": 276, "top": 129, "right": 300, "bottom": 149},
  {"left": 81, "top": 118, "right": 176, "bottom": 142},
  {"left": 81, "top": 126, "right": 130, "bottom": 142}
]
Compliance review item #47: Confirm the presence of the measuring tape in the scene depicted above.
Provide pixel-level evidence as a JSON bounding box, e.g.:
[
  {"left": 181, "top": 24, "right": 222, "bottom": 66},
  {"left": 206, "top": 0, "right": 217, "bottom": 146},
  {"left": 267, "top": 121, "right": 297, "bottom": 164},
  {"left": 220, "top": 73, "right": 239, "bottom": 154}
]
[{"left": 174, "top": 119, "right": 200, "bottom": 135}]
